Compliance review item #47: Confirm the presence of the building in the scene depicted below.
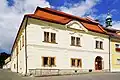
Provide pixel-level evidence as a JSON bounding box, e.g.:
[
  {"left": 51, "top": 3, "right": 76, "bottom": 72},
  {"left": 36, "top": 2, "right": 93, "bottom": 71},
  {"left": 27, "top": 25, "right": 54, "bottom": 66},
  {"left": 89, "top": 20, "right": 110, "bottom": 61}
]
[
  {"left": 104, "top": 28, "right": 120, "bottom": 72},
  {"left": 104, "top": 12, "right": 120, "bottom": 72},
  {"left": 10, "top": 7, "right": 110, "bottom": 76},
  {"left": 3, "top": 57, "right": 11, "bottom": 69}
]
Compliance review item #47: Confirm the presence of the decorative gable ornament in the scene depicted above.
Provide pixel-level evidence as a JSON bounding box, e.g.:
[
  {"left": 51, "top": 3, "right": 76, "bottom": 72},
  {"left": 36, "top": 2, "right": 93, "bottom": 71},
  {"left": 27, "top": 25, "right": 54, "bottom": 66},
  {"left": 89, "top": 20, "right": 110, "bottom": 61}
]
[{"left": 66, "top": 20, "right": 88, "bottom": 32}]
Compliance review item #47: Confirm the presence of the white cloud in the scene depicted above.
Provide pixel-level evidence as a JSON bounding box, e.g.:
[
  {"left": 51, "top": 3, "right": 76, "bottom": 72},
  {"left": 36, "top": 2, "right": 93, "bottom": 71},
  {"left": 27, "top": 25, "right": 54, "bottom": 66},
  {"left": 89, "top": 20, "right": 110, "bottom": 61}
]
[
  {"left": 59, "top": 0, "right": 100, "bottom": 17},
  {"left": 1, "top": 0, "right": 120, "bottom": 53},
  {"left": 0, "top": 0, "right": 50, "bottom": 53},
  {"left": 112, "top": 21, "right": 120, "bottom": 30}
]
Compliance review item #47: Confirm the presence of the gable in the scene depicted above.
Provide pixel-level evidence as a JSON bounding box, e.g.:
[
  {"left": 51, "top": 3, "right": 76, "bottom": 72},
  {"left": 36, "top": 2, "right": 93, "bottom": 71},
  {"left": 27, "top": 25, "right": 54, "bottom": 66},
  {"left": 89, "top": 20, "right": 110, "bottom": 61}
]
[{"left": 66, "top": 20, "right": 88, "bottom": 32}]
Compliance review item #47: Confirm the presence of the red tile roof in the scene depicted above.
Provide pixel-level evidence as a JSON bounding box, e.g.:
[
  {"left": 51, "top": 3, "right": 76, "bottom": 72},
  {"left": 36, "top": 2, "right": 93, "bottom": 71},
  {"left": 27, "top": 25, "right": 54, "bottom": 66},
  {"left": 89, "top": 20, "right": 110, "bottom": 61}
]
[
  {"left": 26, "top": 7, "right": 106, "bottom": 34},
  {"left": 81, "top": 22, "right": 104, "bottom": 33}
]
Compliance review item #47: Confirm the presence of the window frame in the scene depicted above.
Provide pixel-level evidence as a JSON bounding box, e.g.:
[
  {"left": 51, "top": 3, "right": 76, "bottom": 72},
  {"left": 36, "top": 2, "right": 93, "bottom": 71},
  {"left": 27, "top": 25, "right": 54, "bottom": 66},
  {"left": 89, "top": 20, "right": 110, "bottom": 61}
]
[
  {"left": 71, "top": 36, "right": 81, "bottom": 47},
  {"left": 22, "top": 35, "right": 24, "bottom": 47},
  {"left": 71, "top": 58, "right": 76, "bottom": 67},
  {"left": 95, "top": 40, "right": 103, "bottom": 49},
  {"left": 42, "top": 57, "right": 56, "bottom": 67},
  {"left": 71, "top": 58, "right": 82, "bottom": 68},
  {"left": 117, "top": 59, "right": 120, "bottom": 65},
  {"left": 43, "top": 31, "right": 57, "bottom": 43}
]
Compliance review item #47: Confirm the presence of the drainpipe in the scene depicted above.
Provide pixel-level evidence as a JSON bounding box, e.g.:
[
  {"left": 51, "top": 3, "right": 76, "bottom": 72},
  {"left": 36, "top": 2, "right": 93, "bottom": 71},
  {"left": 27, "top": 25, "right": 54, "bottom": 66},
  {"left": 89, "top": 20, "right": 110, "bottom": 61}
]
[
  {"left": 17, "top": 52, "right": 18, "bottom": 73},
  {"left": 109, "top": 35, "right": 111, "bottom": 72},
  {"left": 25, "top": 16, "right": 28, "bottom": 75}
]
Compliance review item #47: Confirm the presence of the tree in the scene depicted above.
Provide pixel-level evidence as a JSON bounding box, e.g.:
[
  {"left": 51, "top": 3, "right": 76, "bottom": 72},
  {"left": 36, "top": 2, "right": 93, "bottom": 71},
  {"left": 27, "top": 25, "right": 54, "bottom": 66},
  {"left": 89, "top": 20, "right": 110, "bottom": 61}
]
[{"left": 0, "top": 52, "right": 11, "bottom": 68}]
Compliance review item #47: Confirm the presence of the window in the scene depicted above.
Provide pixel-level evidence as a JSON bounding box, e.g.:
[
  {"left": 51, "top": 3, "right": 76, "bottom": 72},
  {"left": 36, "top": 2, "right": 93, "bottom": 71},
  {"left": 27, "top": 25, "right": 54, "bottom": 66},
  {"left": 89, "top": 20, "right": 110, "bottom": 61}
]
[
  {"left": 20, "top": 40, "right": 21, "bottom": 50},
  {"left": 16, "top": 45, "right": 18, "bottom": 55},
  {"left": 71, "top": 36, "right": 75, "bottom": 46},
  {"left": 51, "top": 33, "right": 56, "bottom": 43},
  {"left": 71, "top": 58, "right": 82, "bottom": 67},
  {"left": 43, "top": 57, "right": 48, "bottom": 66},
  {"left": 96, "top": 41, "right": 99, "bottom": 49},
  {"left": 44, "top": 32, "right": 49, "bottom": 42},
  {"left": 50, "top": 57, "right": 55, "bottom": 66},
  {"left": 76, "top": 37, "right": 80, "bottom": 46},
  {"left": 71, "top": 36, "right": 81, "bottom": 46},
  {"left": 71, "top": 59, "right": 75, "bottom": 66},
  {"left": 42, "top": 57, "right": 56, "bottom": 67},
  {"left": 117, "top": 59, "right": 120, "bottom": 64},
  {"left": 96, "top": 41, "right": 103, "bottom": 49},
  {"left": 44, "top": 32, "right": 56, "bottom": 43},
  {"left": 22, "top": 35, "right": 24, "bottom": 47},
  {"left": 115, "top": 44, "right": 120, "bottom": 48},
  {"left": 100, "top": 41, "right": 103, "bottom": 49},
  {"left": 14, "top": 64, "right": 16, "bottom": 69},
  {"left": 77, "top": 59, "right": 82, "bottom": 67}
]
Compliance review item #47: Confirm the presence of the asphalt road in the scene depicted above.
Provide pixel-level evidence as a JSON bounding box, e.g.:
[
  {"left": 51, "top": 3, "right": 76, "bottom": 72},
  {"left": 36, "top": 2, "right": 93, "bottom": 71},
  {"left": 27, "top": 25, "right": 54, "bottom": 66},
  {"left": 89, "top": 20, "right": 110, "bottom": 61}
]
[{"left": 1, "top": 69, "right": 120, "bottom": 80}]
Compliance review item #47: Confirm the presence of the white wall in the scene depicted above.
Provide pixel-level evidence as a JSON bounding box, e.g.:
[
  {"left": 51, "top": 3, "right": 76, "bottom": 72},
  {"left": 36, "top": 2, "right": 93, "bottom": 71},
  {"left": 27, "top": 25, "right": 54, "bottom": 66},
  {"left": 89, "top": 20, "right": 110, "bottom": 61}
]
[
  {"left": 11, "top": 29, "right": 26, "bottom": 74},
  {"left": 26, "top": 19, "right": 109, "bottom": 71}
]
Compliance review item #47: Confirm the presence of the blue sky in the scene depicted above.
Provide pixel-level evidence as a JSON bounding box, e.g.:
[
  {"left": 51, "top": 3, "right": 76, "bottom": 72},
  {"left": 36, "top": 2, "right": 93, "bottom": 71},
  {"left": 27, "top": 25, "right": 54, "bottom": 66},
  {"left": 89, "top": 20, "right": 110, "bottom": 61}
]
[{"left": 0, "top": 0, "right": 120, "bottom": 53}]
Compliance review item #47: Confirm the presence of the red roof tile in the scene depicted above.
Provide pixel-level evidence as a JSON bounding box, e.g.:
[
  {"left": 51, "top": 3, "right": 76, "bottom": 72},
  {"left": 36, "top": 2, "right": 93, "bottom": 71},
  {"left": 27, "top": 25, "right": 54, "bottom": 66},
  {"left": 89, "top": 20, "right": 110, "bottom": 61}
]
[
  {"left": 81, "top": 22, "right": 104, "bottom": 33},
  {"left": 26, "top": 7, "right": 105, "bottom": 34}
]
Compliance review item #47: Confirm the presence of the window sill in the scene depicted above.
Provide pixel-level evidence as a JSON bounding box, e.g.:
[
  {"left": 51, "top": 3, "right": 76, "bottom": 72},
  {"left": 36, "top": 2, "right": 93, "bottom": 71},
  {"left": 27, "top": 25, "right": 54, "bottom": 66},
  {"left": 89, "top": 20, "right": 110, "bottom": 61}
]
[
  {"left": 42, "top": 65, "right": 56, "bottom": 67},
  {"left": 71, "top": 66, "right": 82, "bottom": 68},
  {"left": 43, "top": 41, "right": 58, "bottom": 44},
  {"left": 95, "top": 48, "right": 104, "bottom": 50},
  {"left": 115, "top": 64, "right": 120, "bottom": 65},
  {"left": 70, "top": 45, "right": 81, "bottom": 47}
]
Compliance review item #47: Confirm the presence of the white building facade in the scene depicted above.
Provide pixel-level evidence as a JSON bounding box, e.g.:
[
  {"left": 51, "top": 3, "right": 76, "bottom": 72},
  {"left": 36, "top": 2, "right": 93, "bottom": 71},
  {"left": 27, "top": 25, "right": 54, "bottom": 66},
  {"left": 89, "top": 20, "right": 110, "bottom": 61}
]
[{"left": 10, "top": 7, "right": 110, "bottom": 76}]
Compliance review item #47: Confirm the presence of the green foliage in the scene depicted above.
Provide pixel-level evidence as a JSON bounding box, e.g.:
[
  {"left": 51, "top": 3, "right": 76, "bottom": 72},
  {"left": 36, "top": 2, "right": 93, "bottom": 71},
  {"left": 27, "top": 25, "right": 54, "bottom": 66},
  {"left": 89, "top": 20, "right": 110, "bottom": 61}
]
[{"left": 0, "top": 52, "right": 11, "bottom": 68}]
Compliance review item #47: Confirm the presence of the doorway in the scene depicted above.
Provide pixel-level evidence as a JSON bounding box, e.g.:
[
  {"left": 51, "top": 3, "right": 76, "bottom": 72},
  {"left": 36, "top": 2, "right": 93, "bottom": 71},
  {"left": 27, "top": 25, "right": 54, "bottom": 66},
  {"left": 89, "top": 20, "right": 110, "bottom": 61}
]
[{"left": 95, "top": 56, "right": 102, "bottom": 70}]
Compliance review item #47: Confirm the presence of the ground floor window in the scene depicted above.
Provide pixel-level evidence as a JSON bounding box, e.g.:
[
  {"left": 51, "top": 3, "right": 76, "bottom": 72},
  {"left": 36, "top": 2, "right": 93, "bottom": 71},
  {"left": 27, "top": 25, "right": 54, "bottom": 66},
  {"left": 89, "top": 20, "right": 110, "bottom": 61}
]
[
  {"left": 71, "top": 58, "right": 82, "bottom": 67},
  {"left": 117, "top": 59, "right": 120, "bottom": 64},
  {"left": 42, "top": 57, "right": 56, "bottom": 67},
  {"left": 14, "top": 64, "right": 16, "bottom": 69}
]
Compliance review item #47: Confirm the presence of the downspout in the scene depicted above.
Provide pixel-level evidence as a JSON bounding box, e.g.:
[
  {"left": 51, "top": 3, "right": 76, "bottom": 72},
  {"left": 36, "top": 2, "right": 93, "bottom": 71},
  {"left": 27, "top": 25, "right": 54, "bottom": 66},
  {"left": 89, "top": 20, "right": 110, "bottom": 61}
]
[
  {"left": 25, "top": 16, "right": 28, "bottom": 75},
  {"left": 109, "top": 35, "right": 111, "bottom": 72},
  {"left": 17, "top": 51, "right": 18, "bottom": 73}
]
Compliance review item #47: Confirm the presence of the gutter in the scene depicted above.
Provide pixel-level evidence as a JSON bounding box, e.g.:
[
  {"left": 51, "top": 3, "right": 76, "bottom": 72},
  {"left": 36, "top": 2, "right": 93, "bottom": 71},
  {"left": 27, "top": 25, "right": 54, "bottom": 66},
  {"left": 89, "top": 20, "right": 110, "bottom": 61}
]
[{"left": 17, "top": 52, "right": 18, "bottom": 73}]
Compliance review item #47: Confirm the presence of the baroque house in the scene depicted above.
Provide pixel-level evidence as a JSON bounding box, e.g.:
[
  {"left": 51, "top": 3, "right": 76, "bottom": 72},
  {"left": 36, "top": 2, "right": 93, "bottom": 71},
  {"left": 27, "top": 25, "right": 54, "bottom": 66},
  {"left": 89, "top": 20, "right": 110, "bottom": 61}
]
[{"left": 10, "top": 7, "right": 111, "bottom": 76}]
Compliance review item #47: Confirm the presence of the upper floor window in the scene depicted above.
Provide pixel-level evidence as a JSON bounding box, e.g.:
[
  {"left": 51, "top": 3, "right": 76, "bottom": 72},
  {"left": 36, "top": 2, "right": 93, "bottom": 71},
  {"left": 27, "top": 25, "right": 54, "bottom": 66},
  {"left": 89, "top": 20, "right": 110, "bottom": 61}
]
[
  {"left": 117, "top": 59, "right": 120, "bottom": 64},
  {"left": 22, "top": 35, "right": 24, "bottom": 47},
  {"left": 71, "top": 36, "right": 81, "bottom": 46},
  {"left": 42, "top": 57, "right": 56, "bottom": 67},
  {"left": 44, "top": 32, "right": 56, "bottom": 43},
  {"left": 16, "top": 45, "right": 18, "bottom": 55},
  {"left": 71, "top": 58, "right": 82, "bottom": 67},
  {"left": 115, "top": 44, "right": 120, "bottom": 48},
  {"left": 115, "top": 44, "right": 120, "bottom": 52},
  {"left": 20, "top": 40, "right": 21, "bottom": 50},
  {"left": 96, "top": 40, "right": 103, "bottom": 49}
]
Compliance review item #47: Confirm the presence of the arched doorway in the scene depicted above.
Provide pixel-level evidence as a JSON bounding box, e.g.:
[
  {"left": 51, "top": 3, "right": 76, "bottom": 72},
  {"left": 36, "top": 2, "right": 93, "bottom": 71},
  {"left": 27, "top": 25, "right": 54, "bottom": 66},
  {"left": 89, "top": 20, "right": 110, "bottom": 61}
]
[{"left": 95, "top": 56, "right": 102, "bottom": 70}]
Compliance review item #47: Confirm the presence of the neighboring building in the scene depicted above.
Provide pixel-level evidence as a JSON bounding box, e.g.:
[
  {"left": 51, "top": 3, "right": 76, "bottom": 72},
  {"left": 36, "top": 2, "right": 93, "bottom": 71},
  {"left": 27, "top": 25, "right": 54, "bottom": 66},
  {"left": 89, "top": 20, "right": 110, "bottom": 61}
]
[
  {"left": 104, "top": 12, "right": 120, "bottom": 72},
  {"left": 104, "top": 28, "right": 120, "bottom": 72},
  {"left": 10, "top": 7, "right": 110, "bottom": 76},
  {"left": 3, "top": 57, "right": 11, "bottom": 69}
]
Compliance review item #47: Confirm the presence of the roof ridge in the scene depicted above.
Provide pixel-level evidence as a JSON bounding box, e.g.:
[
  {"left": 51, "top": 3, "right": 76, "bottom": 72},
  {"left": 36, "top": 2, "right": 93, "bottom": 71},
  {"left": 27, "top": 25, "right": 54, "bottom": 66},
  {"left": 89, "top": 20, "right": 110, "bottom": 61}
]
[{"left": 35, "top": 6, "right": 98, "bottom": 24}]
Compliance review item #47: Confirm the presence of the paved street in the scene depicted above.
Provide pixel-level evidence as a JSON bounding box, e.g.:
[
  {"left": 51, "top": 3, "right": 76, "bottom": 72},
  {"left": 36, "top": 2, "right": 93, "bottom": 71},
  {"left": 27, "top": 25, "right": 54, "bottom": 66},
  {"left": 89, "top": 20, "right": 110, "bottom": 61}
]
[{"left": 1, "top": 69, "right": 120, "bottom": 80}]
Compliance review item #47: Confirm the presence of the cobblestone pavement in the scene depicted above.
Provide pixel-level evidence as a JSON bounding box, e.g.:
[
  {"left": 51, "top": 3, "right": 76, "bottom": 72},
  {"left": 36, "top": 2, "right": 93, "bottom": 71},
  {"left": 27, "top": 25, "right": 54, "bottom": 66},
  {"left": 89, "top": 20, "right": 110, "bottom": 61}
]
[{"left": 1, "top": 69, "right": 120, "bottom": 80}]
